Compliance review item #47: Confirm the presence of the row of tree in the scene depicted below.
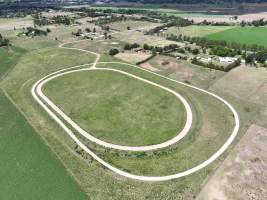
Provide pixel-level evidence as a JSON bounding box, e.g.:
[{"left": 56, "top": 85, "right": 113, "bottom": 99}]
[
  {"left": 33, "top": 13, "right": 75, "bottom": 26},
  {"left": 167, "top": 34, "right": 266, "bottom": 52}
]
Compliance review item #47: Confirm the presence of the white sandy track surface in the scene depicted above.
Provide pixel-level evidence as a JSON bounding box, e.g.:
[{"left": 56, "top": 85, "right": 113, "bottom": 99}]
[
  {"left": 31, "top": 37, "right": 240, "bottom": 181},
  {"left": 36, "top": 67, "right": 193, "bottom": 151}
]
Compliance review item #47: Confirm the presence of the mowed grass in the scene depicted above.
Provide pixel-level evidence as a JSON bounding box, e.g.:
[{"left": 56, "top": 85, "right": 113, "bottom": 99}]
[
  {"left": 43, "top": 70, "right": 186, "bottom": 146},
  {"left": 165, "top": 25, "right": 234, "bottom": 37},
  {"left": 206, "top": 26, "right": 267, "bottom": 47},
  {"left": 92, "top": 63, "right": 235, "bottom": 176},
  {"left": 0, "top": 46, "right": 26, "bottom": 78},
  {"left": 0, "top": 90, "right": 88, "bottom": 200}
]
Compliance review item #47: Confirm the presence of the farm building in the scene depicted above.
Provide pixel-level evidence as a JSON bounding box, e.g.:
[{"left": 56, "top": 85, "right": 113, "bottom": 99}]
[{"left": 219, "top": 57, "right": 238, "bottom": 63}]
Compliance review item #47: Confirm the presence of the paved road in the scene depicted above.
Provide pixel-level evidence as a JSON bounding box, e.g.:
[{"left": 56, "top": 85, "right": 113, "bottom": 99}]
[{"left": 31, "top": 37, "right": 240, "bottom": 181}]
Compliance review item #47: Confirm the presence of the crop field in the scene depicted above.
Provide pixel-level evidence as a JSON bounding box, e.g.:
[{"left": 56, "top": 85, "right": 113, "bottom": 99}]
[
  {"left": 206, "top": 26, "right": 267, "bottom": 47},
  {"left": 165, "top": 25, "right": 234, "bottom": 37},
  {"left": 0, "top": 90, "right": 88, "bottom": 200}
]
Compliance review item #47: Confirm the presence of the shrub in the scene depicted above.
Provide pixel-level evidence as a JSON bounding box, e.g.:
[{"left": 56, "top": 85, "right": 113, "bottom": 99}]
[{"left": 109, "top": 48, "right": 119, "bottom": 56}]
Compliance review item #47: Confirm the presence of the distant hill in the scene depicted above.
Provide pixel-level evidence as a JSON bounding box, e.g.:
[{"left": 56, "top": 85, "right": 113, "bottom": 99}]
[
  {"left": 2, "top": 0, "right": 267, "bottom": 5},
  {"left": 114, "top": 0, "right": 267, "bottom": 3},
  {"left": 1, "top": 0, "right": 267, "bottom": 9}
]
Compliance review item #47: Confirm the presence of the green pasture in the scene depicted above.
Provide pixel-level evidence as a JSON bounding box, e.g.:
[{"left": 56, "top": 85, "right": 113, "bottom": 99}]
[
  {"left": 206, "top": 26, "right": 267, "bottom": 47},
  {"left": 166, "top": 25, "right": 234, "bottom": 37},
  {"left": 0, "top": 90, "right": 88, "bottom": 200},
  {"left": 44, "top": 70, "right": 186, "bottom": 146},
  {"left": 0, "top": 46, "right": 26, "bottom": 79}
]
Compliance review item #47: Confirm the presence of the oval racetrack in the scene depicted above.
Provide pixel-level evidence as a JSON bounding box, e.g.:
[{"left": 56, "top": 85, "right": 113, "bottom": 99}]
[{"left": 31, "top": 38, "right": 240, "bottom": 182}]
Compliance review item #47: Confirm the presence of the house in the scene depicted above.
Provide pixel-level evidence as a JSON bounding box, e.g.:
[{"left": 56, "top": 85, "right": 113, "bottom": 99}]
[
  {"left": 197, "top": 57, "right": 212, "bottom": 63},
  {"left": 132, "top": 48, "right": 145, "bottom": 53},
  {"left": 219, "top": 57, "right": 237, "bottom": 63}
]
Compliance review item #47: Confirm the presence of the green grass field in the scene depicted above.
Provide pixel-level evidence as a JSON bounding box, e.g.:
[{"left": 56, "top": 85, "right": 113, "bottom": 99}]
[
  {"left": 88, "top": 62, "right": 234, "bottom": 176},
  {"left": 43, "top": 70, "right": 186, "bottom": 146},
  {"left": 166, "top": 25, "right": 234, "bottom": 37},
  {"left": 0, "top": 13, "right": 262, "bottom": 200},
  {"left": 206, "top": 26, "right": 267, "bottom": 47},
  {"left": 0, "top": 46, "right": 26, "bottom": 78},
  {"left": 0, "top": 90, "right": 88, "bottom": 200}
]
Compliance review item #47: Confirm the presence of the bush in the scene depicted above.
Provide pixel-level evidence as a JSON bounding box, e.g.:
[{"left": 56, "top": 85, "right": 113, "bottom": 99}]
[{"left": 109, "top": 49, "right": 119, "bottom": 56}]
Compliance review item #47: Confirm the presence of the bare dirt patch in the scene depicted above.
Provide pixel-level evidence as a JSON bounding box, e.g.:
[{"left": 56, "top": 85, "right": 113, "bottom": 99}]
[{"left": 197, "top": 124, "right": 267, "bottom": 200}]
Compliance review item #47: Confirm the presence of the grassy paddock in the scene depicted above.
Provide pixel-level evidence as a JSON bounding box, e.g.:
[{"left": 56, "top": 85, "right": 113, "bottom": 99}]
[
  {"left": 165, "top": 25, "right": 234, "bottom": 37},
  {"left": 0, "top": 46, "right": 26, "bottom": 79},
  {"left": 43, "top": 70, "right": 186, "bottom": 146},
  {"left": 109, "top": 20, "right": 160, "bottom": 31},
  {"left": 0, "top": 90, "right": 88, "bottom": 200},
  {"left": 0, "top": 41, "right": 247, "bottom": 199},
  {"left": 206, "top": 26, "right": 267, "bottom": 47},
  {"left": 86, "top": 62, "right": 234, "bottom": 176}
]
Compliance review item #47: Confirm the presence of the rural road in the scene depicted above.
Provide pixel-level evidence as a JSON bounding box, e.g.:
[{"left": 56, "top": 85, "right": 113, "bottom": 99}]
[{"left": 31, "top": 34, "right": 240, "bottom": 181}]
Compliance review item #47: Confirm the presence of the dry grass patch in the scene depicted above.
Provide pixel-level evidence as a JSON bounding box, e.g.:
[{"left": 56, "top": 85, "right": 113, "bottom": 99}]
[
  {"left": 197, "top": 124, "right": 267, "bottom": 200},
  {"left": 114, "top": 30, "right": 183, "bottom": 47},
  {"left": 109, "top": 20, "right": 160, "bottom": 31},
  {"left": 0, "top": 16, "right": 33, "bottom": 31},
  {"left": 165, "top": 25, "right": 234, "bottom": 37},
  {"left": 210, "top": 66, "right": 267, "bottom": 106},
  {"left": 146, "top": 55, "right": 225, "bottom": 88},
  {"left": 115, "top": 52, "right": 152, "bottom": 64}
]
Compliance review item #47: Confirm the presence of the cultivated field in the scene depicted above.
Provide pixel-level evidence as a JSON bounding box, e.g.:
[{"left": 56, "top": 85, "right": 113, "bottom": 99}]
[
  {"left": 0, "top": 90, "right": 88, "bottom": 200},
  {"left": 206, "top": 26, "right": 267, "bottom": 47}
]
